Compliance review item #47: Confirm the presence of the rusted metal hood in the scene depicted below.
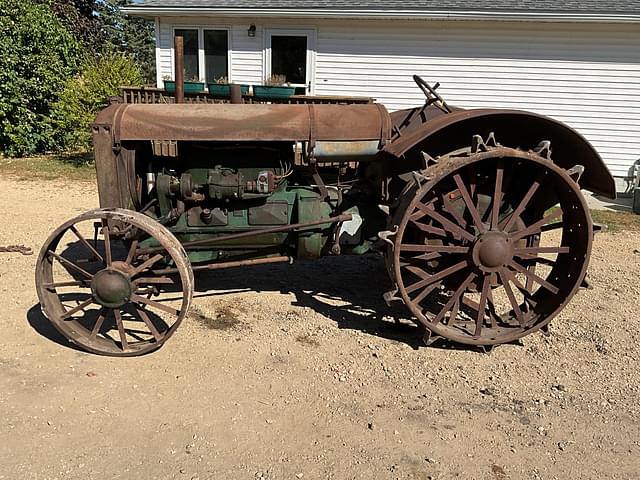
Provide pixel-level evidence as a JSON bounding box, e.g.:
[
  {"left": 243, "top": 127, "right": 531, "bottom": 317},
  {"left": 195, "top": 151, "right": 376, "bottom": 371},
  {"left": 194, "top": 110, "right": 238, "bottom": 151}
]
[{"left": 95, "top": 103, "right": 391, "bottom": 143}]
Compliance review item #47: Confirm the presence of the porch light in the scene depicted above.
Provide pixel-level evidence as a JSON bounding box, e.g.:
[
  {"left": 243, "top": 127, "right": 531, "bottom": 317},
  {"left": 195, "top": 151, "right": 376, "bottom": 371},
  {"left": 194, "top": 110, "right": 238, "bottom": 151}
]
[{"left": 248, "top": 24, "right": 256, "bottom": 37}]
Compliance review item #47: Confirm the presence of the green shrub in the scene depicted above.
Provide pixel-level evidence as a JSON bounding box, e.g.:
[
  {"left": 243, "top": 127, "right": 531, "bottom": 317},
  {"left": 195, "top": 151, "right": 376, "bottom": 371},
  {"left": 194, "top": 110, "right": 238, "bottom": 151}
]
[
  {"left": 0, "top": 0, "right": 82, "bottom": 156},
  {"left": 53, "top": 52, "right": 144, "bottom": 151}
]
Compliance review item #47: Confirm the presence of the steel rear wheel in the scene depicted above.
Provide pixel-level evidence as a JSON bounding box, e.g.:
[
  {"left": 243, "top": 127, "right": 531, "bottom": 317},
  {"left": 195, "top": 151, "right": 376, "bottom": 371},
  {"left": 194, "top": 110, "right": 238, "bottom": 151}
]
[
  {"left": 35, "top": 208, "right": 193, "bottom": 356},
  {"left": 389, "top": 144, "right": 592, "bottom": 346}
]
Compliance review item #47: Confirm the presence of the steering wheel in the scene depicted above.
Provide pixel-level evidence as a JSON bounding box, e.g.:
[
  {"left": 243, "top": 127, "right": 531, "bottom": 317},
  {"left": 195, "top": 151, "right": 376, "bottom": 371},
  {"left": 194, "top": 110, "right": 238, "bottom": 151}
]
[{"left": 413, "top": 75, "right": 451, "bottom": 114}]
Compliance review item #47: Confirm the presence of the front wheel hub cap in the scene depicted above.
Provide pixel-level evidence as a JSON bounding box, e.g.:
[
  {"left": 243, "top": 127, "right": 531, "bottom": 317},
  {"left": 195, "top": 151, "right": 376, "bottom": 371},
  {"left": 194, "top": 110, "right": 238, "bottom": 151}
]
[{"left": 91, "top": 269, "right": 132, "bottom": 308}]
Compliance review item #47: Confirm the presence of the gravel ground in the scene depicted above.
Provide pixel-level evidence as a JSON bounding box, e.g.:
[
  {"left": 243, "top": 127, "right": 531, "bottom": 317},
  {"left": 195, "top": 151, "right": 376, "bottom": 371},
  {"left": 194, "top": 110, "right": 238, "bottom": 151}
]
[{"left": 0, "top": 176, "right": 639, "bottom": 480}]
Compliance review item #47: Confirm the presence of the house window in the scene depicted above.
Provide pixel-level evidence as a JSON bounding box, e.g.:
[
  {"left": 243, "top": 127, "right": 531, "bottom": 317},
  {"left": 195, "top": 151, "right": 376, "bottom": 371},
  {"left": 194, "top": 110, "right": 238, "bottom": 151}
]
[
  {"left": 204, "top": 30, "right": 229, "bottom": 82},
  {"left": 175, "top": 29, "right": 199, "bottom": 80},
  {"left": 173, "top": 28, "right": 230, "bottom": 82},
  {"left": 271, "top": 35, "right": 307, "bottom": 85}
]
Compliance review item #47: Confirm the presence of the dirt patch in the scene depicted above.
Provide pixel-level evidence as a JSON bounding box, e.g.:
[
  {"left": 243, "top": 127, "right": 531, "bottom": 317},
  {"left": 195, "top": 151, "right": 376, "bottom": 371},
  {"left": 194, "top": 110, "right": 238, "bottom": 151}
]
[
  {"left": 294, "top": 334, "right": 321, "bottom": 347},
  {"left": 190, "top": 305, "right": 247, "bottom": 331}
]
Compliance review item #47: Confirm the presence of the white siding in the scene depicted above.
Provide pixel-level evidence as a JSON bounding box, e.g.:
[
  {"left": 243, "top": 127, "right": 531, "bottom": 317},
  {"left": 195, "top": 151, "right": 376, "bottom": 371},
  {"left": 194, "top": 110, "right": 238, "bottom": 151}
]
[
  {"left": 315, "top": 22, "right": 640, "bottom": 178},
  {"left": 157, "top": 20, "right": 174, "bottom": 82},
  {"left": 229, "top": 25, "right": 263, "bottom": 85},
  {"left": 156, "top": 17, "right": 640, "bottom": 178}
]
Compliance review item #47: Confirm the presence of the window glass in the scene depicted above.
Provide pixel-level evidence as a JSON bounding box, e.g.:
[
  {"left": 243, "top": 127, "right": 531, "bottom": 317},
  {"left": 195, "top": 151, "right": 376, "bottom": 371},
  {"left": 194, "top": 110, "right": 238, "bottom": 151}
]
[
  {"left": 204, "top": 30, "right": 229, "bottom": 83},
  {"left": 175, "top": 29, "right": 199, "bottom": 80},
  {"left": 271, "top": 35, "right": 307, "bottom": 85}
]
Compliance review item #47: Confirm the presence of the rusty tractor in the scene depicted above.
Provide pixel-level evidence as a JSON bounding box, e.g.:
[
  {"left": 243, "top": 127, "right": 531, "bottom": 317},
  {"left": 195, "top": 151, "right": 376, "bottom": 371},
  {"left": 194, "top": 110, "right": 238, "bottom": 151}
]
[{"left": 35, "top": 76, "right": 615, "bottom": 356}]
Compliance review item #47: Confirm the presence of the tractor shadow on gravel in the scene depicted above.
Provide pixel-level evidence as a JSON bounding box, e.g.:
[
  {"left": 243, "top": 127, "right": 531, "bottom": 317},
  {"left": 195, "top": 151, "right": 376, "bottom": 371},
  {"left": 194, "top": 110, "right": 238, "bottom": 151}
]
[
  {"left": 27, "top": 241, "right": 487, "bottom": 353},
  {"left": 27, "top": 304, "right": 86, "bottom": 353},
  {"left": 193, "top": 254, "right": 486, "bottom": 352}
]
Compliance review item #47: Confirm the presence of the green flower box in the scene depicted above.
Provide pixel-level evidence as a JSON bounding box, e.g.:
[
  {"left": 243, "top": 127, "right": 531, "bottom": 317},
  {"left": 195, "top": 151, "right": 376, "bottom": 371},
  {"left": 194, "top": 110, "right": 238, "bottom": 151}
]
[
  {"left": 253, "top": 85, "right": 296, "bottom": 99},
  {"left": 207, "top": 84, "right": 250, "bottom": 96},
  {"left": 163, "top": 80, "right": 205, "bottom": 94}
]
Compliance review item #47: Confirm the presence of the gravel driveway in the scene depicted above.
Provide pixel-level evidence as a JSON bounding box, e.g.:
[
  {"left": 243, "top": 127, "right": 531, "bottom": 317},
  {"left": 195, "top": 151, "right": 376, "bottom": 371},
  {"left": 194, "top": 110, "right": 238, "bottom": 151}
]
[{"left": 0, "top": 176, "right": 638, "bottom": 480}]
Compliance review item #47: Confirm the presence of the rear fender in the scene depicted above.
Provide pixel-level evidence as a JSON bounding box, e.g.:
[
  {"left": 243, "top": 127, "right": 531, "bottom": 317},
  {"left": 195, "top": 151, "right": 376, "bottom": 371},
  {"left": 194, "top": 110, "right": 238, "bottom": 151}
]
[{"left": 384, "top": 109, "right": 616, "bottom": 198}]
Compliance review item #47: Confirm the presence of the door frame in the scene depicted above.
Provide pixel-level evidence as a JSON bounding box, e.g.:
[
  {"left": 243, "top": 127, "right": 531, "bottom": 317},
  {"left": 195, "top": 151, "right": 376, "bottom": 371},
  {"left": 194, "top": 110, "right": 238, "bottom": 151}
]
[{"left": 264, "top": 27, "right": 317, "bottom": 94}]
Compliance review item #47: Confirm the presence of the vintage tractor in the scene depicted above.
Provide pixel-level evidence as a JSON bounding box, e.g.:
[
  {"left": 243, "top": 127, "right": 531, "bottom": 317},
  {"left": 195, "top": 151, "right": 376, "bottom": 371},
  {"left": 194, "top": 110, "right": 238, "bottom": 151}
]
[{"left": 35, "top": 76, "right": 615, "bottom": 356}]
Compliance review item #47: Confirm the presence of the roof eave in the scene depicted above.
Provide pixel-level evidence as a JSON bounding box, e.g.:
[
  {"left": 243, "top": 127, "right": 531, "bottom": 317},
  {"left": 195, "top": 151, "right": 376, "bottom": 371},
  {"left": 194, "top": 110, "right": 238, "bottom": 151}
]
[{"left": 123, "top": 7, "right": 640, "bottom": 23}]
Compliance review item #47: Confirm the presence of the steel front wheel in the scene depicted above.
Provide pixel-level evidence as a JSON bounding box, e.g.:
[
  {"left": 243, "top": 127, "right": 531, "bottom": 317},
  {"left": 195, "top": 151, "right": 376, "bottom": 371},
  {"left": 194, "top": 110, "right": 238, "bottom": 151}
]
[
  {"left": 35, "top": 208, "right": 193, "bottom": 356},
  {"left": 389, "top": 143, "right": 592, "bottom": 346}
]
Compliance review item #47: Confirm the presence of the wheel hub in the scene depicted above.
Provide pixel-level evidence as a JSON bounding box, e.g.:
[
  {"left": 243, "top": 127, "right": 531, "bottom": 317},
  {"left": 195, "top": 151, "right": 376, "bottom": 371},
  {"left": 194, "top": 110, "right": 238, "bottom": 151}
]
[
  {"left": 91, "top": 268, "right": 132, "bottom": 308},
  {"left": 472, "top": 231, "right": 513, "bottom": 271}
]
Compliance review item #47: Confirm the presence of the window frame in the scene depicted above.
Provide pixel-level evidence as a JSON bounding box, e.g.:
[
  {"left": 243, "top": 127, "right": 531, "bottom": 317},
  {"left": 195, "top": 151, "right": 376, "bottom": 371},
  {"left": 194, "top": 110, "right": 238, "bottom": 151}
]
[
  {"left": 264, "top": 27, "right": 317, "bottom": 94},
  {"left": 171, "top": 26, "right": 232, "bottom": 84}
]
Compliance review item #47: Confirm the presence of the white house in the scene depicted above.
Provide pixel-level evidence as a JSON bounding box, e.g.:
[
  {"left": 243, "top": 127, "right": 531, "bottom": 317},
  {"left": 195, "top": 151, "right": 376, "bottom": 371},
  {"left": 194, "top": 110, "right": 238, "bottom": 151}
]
[{"left": 125, "top": 0, "right": 640, "bottom": 184}]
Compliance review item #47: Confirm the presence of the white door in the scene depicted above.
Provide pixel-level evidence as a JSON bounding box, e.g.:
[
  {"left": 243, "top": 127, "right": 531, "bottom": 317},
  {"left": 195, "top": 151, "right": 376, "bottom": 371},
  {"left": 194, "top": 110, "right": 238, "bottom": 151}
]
[{"left": 265, "top": 29, "right": 316, "bottom": 94}]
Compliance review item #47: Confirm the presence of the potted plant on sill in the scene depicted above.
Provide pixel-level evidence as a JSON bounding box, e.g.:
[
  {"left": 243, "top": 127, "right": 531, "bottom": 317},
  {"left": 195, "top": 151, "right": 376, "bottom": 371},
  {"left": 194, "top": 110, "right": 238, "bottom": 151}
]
[
  {"left": 207, "top": 76, "right": 250, "bottom": 96},
  {"left": 253, "top": 74, "right": 296, "bottom": 99},
  {"left": 163, "top": 75, "right": 205, "bottom": 94}
]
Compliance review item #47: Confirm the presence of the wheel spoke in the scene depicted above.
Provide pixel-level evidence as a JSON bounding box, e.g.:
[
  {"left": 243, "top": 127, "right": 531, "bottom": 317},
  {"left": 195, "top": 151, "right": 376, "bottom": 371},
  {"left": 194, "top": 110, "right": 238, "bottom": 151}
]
[
  {"left": 43, "top": 280, "right": 88, "bottom": 289},
  {"left": 511, "top": 209, "right": 563, "bottom": 241},
  {"left": 130, "top": 293, "right": 180, "bottom": 316},
  {"left": 408, "top": 198, "right": 438, "bottom": 222},
  {"left": 475, "top": 275, "right": 491, "bottom": 336},
  {"left": 48, "top": 251, "right": 94, "bottom": 279},
  {"left": 508, "top": 261, "right": 559, "bottom": 295},
  {"left": 412, "top": 283, "right": 441, "bottom": 307},
  {"left": 502, "top": 179, "right": 541, "bottom": 232},
  {"left": 501, "top": 268, "right": 534, "bottom": 300},
  {"left": 126, "top": 240, "right": 139, "bottom": 265},
  {"left": 70, "top": 226, "right": 103, "bottom": 262},
  {"left": 102, "top": 225, "right": 112, "bottom": 267},
  {"left": 405, "top": 260, "right": 469, "bottom": 295},
  {"left": 448, "top": 298, "right": 460, "bottom": 325},
  {"left": 90, "top": 308, "right": 107, "bottom": 339},
  {"left": 130, "top": 254, "right": 165, "bottom": 278},
  {"left": 491, "top": 162, "right": 504, "bottom": 230},
  {"left": 453, "top": 173, "right": 486, "bottom": 234},
  {"left": 400, "top": 244, "right": 469, "bottom": 254},
  {"left": 486, "top": 284, "right": 499, "bottom": 329},
  {"left": 540, "top": 222, "right": 563, "bottom": 233},
  {"left": 441, "top": 193, "right": 467, "bottom": 230},
  {"left": 498, "top": 269, "right": 527, "bottom": 327},
  {"left": 60, "top": 297, "right": 94, "bottom": 320},
  {"left": 133, "top": 277, "right": 175, "bottom": 286},
  {"left": 137, "top": 308, "right": 164, "bottom": 342},
  {"left": 517, "top": 255, "right": 557, "bottom": 268},
  {"left": 409, "top": 219, "right": 448, "bottom": 238},
  {"left": 431, "top": 272, "right": 476, "bottom": 325},
  {"left": 514, "top": 246, "right": 570, "bottom": 256},
  {"left": 113, "top": 309, "right": 129, "bottom": 350},
  {"left": 414, "top": 202, "right": 476, "bottom": 242}
]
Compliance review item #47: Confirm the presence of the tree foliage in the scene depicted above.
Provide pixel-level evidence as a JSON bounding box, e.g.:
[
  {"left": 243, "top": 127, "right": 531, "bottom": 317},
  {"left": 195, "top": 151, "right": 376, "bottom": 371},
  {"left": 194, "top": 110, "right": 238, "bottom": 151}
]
[
  {"left": 51, "top": 0, "right": 103, "bottom": 54},
  {"left": 0, "top": 0, "right": 82, "bottom": 156},
  {"left": 98, "top": 0, "right": 156, "bottom": 83},
  {"left": 0, "top": 0, "right": 155, "bottom": 156},
  {"left": 52, "top": 53, "right": 143, "bottom": 151}
]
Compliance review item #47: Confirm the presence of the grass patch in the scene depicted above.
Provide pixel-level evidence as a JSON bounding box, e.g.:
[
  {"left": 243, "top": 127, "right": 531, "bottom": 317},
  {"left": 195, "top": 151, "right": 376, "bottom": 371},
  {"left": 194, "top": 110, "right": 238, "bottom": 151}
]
[
  {"left": 591, "top": 209, "right": 640, "bottom": 233},
  {"left": 0, "top": 152, "right": 95, "bottom": 182}
]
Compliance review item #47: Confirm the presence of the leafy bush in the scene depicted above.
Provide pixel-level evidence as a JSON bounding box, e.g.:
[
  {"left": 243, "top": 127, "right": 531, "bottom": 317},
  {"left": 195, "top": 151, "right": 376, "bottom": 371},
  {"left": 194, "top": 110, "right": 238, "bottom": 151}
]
[
  {"left": 0, "top": 0, "right": 82, "bottom": 156},
  {"left": 53, "top": 53, "right": 144, "bottom": 151}
]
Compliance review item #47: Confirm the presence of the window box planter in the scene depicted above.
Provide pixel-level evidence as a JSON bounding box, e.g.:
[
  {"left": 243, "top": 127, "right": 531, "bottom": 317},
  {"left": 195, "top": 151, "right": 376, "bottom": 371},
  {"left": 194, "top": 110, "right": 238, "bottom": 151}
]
[
  {"left": 253, "top": 85, "right": 296, "bottom": 99},
  {"left": 207, "top": 84, "right": 250, "bottom": 96},
  {"left": 163, "top": 80, "right": 205, "bottom": 94}
]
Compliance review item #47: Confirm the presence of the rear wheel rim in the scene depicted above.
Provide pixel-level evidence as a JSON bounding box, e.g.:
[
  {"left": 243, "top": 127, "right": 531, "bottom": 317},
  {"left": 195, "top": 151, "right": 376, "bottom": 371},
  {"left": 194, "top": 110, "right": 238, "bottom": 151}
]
[{"left": 391, "top": 147, "right": 592, "bottom": 345}]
